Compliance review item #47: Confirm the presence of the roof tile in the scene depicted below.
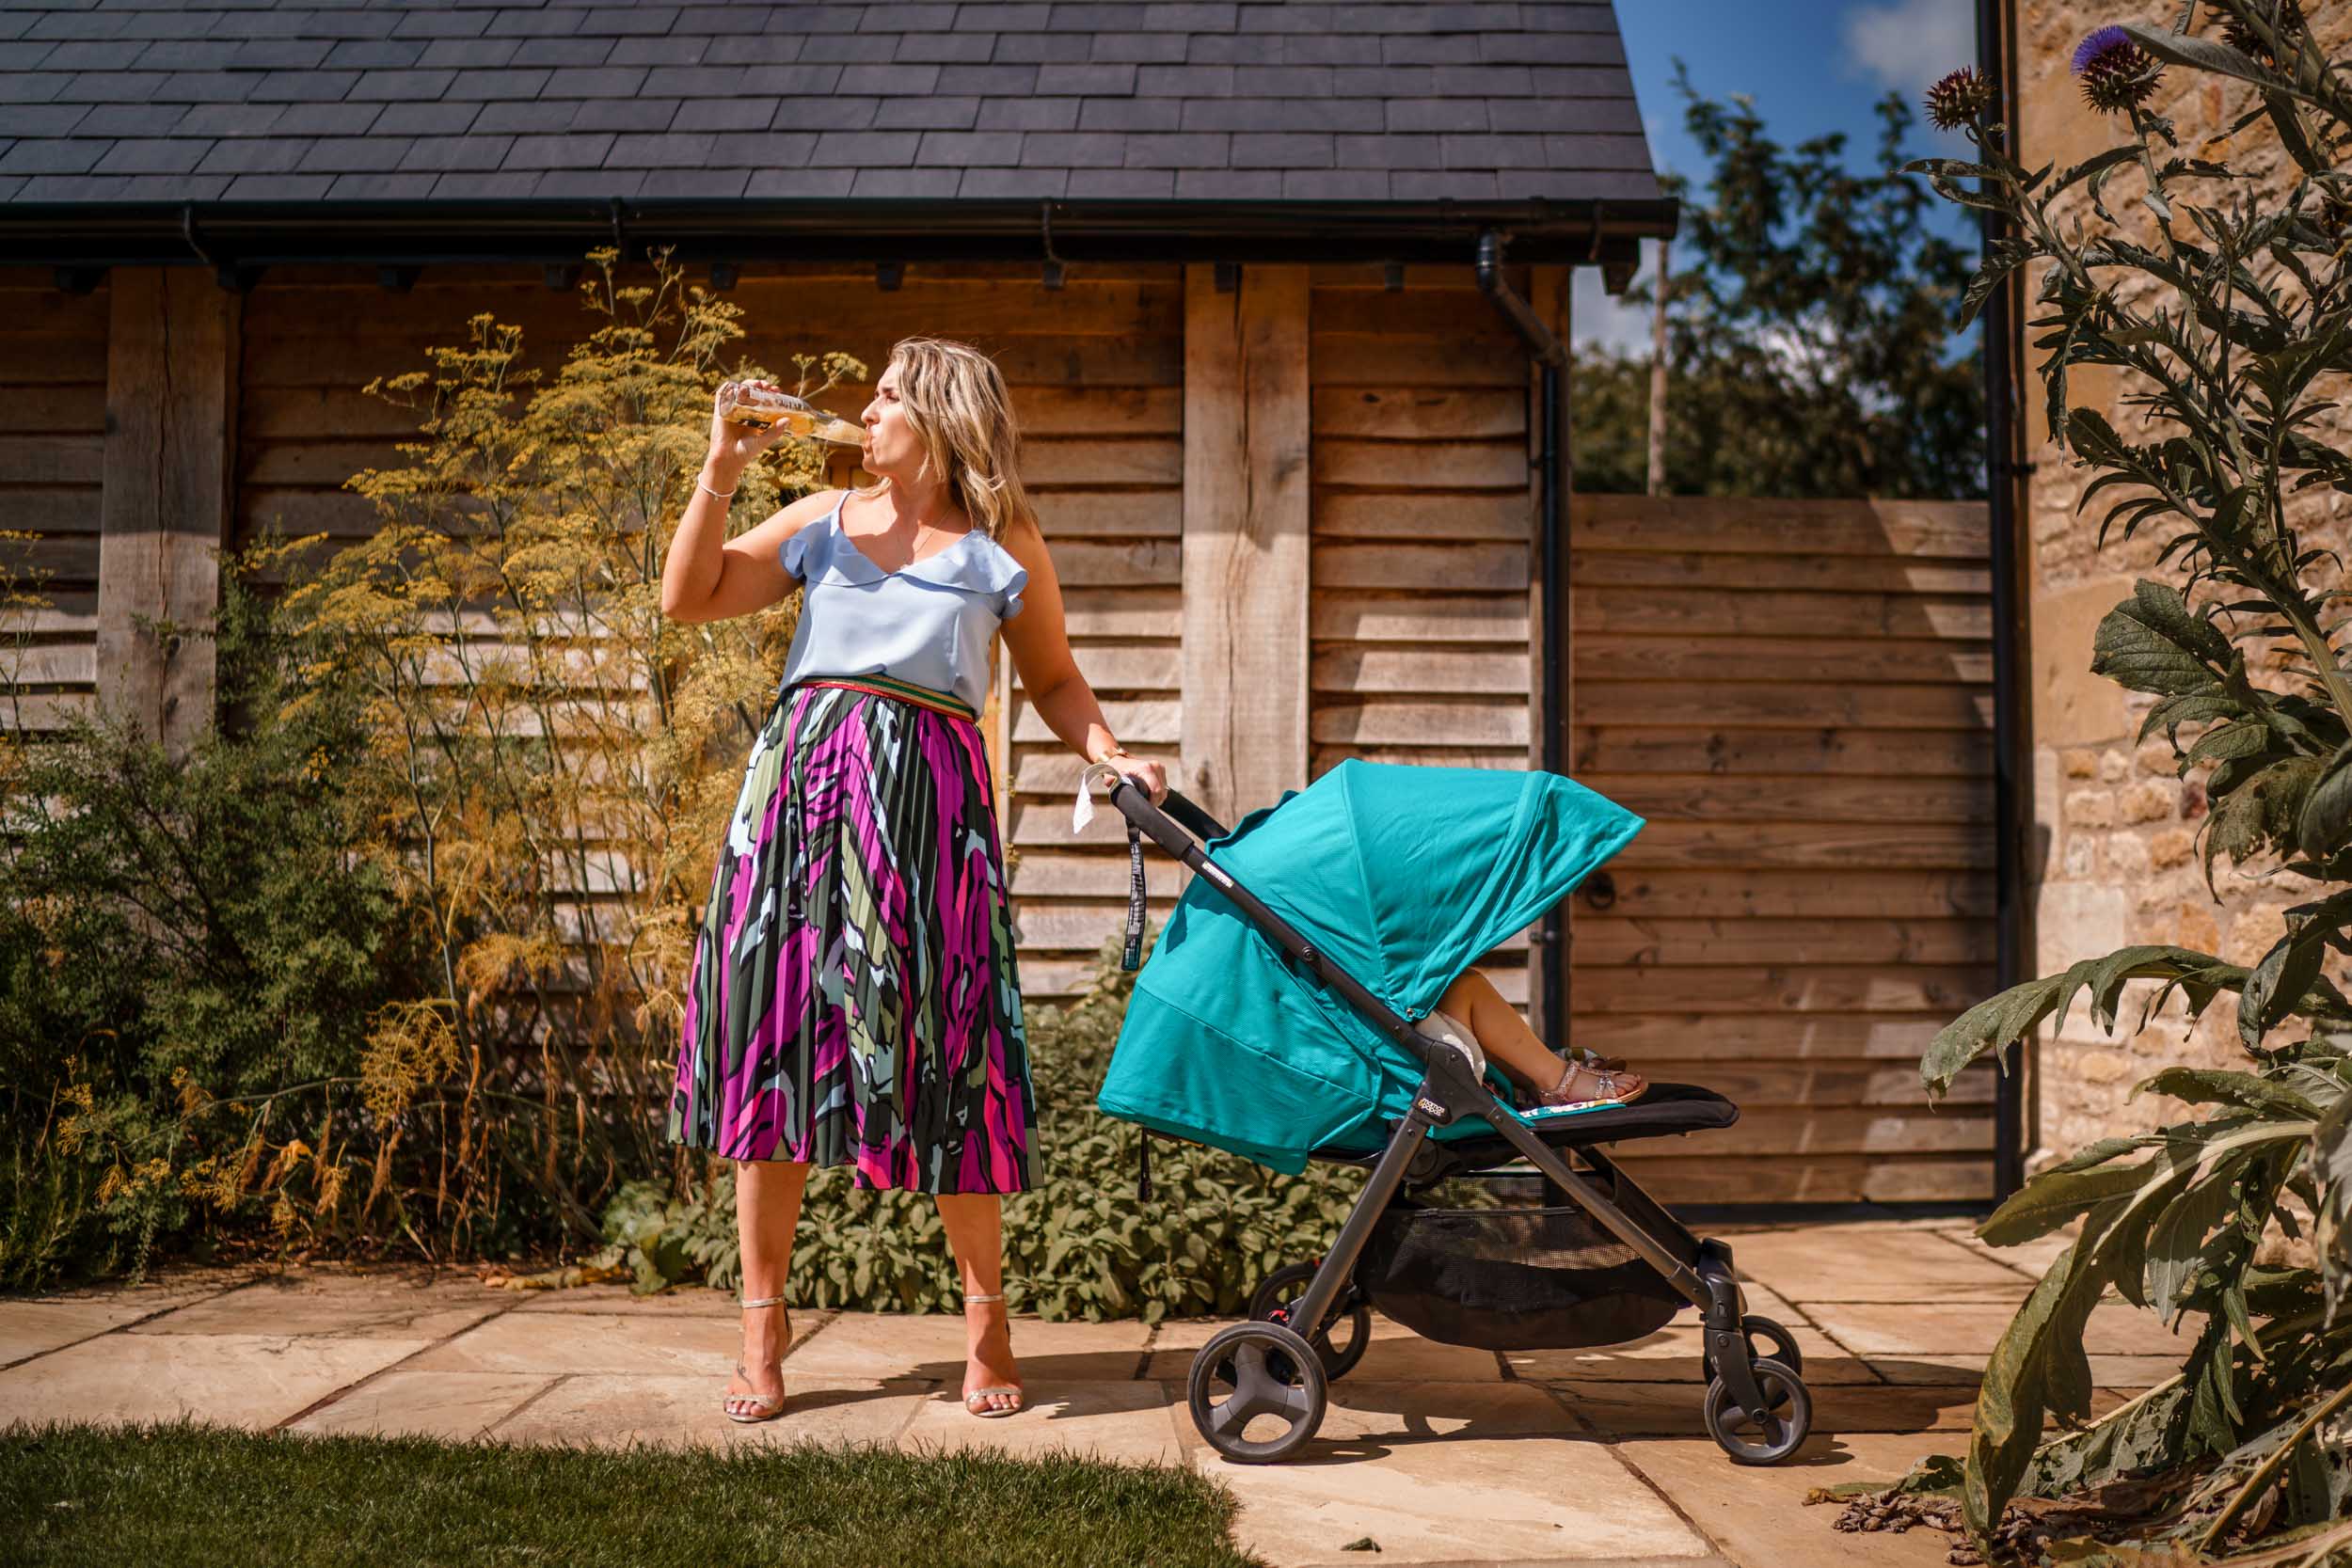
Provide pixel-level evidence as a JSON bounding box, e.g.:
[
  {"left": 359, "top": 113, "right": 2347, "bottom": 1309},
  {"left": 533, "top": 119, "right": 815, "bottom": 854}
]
[
  {"left": 503, "top": 132, "right": 614, "bottom": 169},
  {"left": 873, "top": 95, "right": 982, "bottom": 130},
  {"left": 800, "top": 33, "right": 898, "bottom": 64},
  {"left": 445, "top": 69, "right": 552, "bottom": 101},
  {"left": 976, "top": 97, "right": 1079, "bottom": 131},
  {"left": 219, "top": 172, "right": 336, "bottom": 199},
  {"left": 1181, "top": 98, "right": 1379, "bottom": 133},
  {"left": 172, "top": 103, "right": 286, "bottom": 137},
  {"left": 429, "top": 170, "right": 540, "bottom": 198},
  {"left": 1075, "top": 97, "right": 1180, "bottom": 132},
  {"left": 270, "top": 103, "right": 384, "bottom": 136},
  {"left": 811, "top": 129, "right": 916, "bottom": 166},
  {"left": 850, "top": 166, "right": 961, "bottom": 198},
  {"left": 347, "top": 71, "right": 459, "bottom": 102},
  {"left": 511, "top": 38, "right": 617, "bottom": 68},
  {"left": 835, "top": 63, "right": 942, "bottom": 95},
  {"left": 0, "top": 103, "right": 87, "bottom": 136},
  {"left": 326, "top": 171, "right": 440, "bottom": 198},
  {"left": 195, "top": 137, "right": 308, "bottom": 174},
  {"left": 1384, "top": 99, "right": 1486, "bottom": 134},
  {"left": 473, "top": 99, "right": 580, "bottom": 134},
  {"left": 415, "top": 39, "right": 524, "bottom": 70},
  {"left": 1121, "top": 132, "right": 1228, "bottom": 168},
  {"left": 894, "top": 32, "right": 993, "bottom": 64},
  {"left": 671, "top": 98, "right": 771, "bottom": 132},
  {"left": 544, "top": 67, "right": 646, "bottom": 97},
  {"left": 1068, "top": 166, "right": 1172, "bottom": 198},
  {"left": 604, "top": 131, "right": 714, "bottom": 167},
  {"left": 771, "top": 96, "right": 877, "bottom": 130},
  {"left": 744, "top": 166, "right": 853, "bottom": 197},
  {"left": 1230, "top": 132, "right": 1331, "bottom": 168},
  {"left": 990, "top": 33, "right": 1090, "bottom": 63},
  {"left": 0, "top": 139, "right": 104, "bottom": 175},
  {"left": 1173, "top": 166, "right": 1278, "bottom": 198},
  {"left": 1136, "top": 64, "right": 1231, "bottom": 96},
  {"left": 957, "top": 166, "right": 1066, "bottom": 197},
  {"left": 249, "top": 70, "right": 361, "bottom": 102},
  {"left": 1034, "top": 62, "right": 1136, "bottom": 96},
  {"left": 1087, "top": 33, "right": 1186, "bottom": 63},
  {"left": 324, "top": 40, "right": 432, "bottom": 69},
  {"left": 1282, "top": 167, "right": 1386, "bottom": 198},
  {"left": 399, "top": 135, "right": 514, "bottom": 171},
  {"left": 933, "top": 62, "right": 1037, "bottom": 94},
  {"left": 569, "top": 99, "right": 680, "bottom": 131},
  {"left": 297, "top": 136, "right": 413, "bottom": 173},
  {"left": 375, "top": 102, "right": 481, "bottom": 135},
  {"left": 914, "top": 130, "right": 1022, "bottom": 166}
]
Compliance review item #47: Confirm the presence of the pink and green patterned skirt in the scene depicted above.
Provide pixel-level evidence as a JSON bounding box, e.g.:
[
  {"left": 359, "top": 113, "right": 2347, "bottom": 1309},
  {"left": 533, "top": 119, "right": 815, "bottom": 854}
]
[{"left": 668, "top": 676, "right": 1036, "bottom": 1193}]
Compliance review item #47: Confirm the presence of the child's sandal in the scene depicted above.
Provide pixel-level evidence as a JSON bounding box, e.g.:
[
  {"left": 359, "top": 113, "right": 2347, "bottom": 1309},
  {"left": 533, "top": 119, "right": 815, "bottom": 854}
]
[{"left": 1540, "top": 1050, "right": 1648, "bottom": 1110}]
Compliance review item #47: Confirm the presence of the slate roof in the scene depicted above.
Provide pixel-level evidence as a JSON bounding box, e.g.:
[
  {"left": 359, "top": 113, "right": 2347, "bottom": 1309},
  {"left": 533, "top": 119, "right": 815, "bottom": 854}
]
[{"left": 0, "top": 0, "right": 1673, "bottom": 264}]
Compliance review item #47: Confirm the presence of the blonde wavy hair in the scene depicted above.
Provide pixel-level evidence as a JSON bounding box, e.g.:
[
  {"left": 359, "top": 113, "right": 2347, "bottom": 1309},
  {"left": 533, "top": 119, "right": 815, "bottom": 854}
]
[{"left": 856, "top": 336, "right": 1032, "bottom": 543}]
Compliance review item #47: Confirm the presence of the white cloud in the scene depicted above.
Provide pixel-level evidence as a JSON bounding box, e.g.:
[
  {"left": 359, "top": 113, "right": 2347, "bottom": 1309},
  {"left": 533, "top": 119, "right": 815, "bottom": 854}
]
[{"left": 1842, "top": 0, "right": 1976, "bottom": 103}]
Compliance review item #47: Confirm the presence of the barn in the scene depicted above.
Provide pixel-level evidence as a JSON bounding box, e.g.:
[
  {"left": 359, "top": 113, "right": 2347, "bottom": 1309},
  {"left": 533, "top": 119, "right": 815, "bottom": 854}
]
[{"left": 0, "top": 0, "right": 2001, "bottom": 1204}]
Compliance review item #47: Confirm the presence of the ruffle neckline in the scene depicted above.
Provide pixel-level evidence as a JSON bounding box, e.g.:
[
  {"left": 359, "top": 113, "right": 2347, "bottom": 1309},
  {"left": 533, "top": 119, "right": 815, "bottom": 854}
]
[{"left": 783, "top": 499, "right": 1026, "bottom": 615}]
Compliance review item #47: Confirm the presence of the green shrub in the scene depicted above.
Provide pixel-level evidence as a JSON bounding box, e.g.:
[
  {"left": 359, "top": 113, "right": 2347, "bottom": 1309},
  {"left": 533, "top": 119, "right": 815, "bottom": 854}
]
[
  {"left": 0, "top": 566, "right": 433, "bottom": 1288},
  {"left": 593, "top": 940, "right": 1372, "bottom": 1322}
]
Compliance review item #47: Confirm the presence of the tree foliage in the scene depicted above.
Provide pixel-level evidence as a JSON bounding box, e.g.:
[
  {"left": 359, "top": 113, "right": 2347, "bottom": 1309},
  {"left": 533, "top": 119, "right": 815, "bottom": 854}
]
[{"left": 1573, "top": 66, "right": 1985, "bottom": 499}]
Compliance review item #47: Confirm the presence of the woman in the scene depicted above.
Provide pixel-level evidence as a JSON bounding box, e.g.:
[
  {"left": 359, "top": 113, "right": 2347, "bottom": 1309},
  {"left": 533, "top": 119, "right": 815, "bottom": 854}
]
[{"left": 661, "top": 338, "right": 1168, "bottom": 1424}]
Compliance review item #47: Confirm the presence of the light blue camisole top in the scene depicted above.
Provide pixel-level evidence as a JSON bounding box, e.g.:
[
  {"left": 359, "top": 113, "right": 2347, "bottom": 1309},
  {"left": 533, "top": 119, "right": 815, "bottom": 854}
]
[{"left": 774, "top": 491, "right": 1028, "bottom": 716}]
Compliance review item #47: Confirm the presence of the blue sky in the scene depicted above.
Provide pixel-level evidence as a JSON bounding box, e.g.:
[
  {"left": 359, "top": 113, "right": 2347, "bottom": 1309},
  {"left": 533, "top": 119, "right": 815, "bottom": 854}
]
[{"left": 1574, "top": 0, "right": 1980, "bottom": 354}]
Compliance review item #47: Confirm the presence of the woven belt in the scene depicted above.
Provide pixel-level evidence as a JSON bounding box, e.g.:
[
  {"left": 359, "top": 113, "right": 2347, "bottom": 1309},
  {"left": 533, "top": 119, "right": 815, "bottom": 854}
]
[{"left": 796, "top": 673, "right": 977, "bottom": 723}]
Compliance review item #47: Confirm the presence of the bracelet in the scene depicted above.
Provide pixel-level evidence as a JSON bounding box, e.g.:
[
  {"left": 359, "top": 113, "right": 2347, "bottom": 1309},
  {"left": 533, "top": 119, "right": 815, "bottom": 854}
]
[
  {"left": 1094, "top": 746, "right": 1135, "bottom": 766},
  {"left": 698, "top": 475, "right": 738, "bottom": 499}
]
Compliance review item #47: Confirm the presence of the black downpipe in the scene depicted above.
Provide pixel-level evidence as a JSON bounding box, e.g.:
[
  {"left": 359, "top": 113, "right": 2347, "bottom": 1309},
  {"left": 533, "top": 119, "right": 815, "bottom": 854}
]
[
  {"left": 1473, "top": 230, "right": 1571, "bottom": 1060},
  {"left": 1979, "top": 0, "right": 2028, "bottom": 1202}
]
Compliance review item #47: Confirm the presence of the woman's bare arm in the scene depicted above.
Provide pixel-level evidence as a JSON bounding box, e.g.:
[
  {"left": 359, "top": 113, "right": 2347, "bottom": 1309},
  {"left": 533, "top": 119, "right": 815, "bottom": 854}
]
[{"left": 661, "top": 488, "right": 836, "bottom": 625}]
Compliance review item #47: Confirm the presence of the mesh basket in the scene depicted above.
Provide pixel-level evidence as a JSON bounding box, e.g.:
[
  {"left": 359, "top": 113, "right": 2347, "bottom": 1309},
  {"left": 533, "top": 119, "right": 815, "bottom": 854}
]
[{"left": 1357, "top": 1196, "right": 1687, "bottom": 1351}]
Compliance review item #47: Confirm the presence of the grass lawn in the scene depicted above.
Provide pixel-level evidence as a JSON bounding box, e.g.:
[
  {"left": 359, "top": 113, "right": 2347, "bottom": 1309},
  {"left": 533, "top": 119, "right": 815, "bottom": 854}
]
[{"left": 1, "top": 1420, "right": 1262, "bottom": 1568}]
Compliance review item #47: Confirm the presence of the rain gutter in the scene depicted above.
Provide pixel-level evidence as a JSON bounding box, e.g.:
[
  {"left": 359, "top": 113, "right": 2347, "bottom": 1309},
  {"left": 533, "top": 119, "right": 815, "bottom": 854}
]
[
  {"left": 1473, "top": 229, "right": 1573, "bottom": 1058},
  {"left": 1, "top": 197, "right": 1675, "bottom": 270}
]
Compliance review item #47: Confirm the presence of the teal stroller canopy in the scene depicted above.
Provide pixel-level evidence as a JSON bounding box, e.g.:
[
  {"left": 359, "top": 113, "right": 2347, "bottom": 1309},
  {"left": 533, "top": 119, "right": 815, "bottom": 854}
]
[{"left": 1096, "top": 760, "right": 1645, "bottom": 1174}]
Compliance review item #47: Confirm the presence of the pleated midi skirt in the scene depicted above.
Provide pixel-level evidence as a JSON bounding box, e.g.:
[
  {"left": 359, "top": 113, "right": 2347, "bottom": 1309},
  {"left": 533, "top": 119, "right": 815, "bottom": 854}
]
[{"left": 667, "top": 679, "right": 1037, "bottom": 1193}]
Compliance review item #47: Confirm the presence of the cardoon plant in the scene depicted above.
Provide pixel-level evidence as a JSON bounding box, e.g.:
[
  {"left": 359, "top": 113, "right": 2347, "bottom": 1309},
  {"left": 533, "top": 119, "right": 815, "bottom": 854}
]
[{"left": 1880, "top": 1, "right": 2352, "bottom": 1557}]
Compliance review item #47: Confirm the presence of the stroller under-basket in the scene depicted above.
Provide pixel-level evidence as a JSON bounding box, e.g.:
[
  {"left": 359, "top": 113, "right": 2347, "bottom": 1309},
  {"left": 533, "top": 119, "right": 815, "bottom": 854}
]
[{"left": 1089, "top": 761, "right": 1814, "bottom": 1467}]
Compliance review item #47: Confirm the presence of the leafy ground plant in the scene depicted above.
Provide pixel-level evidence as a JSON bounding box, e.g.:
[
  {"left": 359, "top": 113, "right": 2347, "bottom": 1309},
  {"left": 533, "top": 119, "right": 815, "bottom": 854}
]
[{"left": 1854, "top": 3, "right": 2352, "bottom": 1560}]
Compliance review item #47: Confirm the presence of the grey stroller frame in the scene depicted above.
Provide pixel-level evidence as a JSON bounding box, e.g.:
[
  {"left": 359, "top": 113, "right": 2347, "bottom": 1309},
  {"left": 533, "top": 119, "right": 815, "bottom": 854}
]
[{"left": 1104, "top": 777, "right": 1815, "bottom": 1466}]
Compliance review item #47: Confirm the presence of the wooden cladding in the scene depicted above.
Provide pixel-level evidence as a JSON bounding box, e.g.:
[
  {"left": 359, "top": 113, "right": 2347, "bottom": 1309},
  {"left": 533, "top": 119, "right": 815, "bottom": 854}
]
[
  {"left": 0, "top": 271, "right": 110, "bottom": 733},
  {"left": 1567, "top": 494, "right": 1999, "bottom": 1205}
]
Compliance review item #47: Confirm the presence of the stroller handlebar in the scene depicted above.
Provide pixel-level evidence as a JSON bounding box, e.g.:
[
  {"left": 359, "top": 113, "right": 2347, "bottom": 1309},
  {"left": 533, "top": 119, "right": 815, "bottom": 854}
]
[{"left": 1098, "top": 774, "right": 1230, "bottom": 854}]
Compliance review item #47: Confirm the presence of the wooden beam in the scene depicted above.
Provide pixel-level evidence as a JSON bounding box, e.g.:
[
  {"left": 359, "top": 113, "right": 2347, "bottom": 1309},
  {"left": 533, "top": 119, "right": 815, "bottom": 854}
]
[
  {"left": 97, "top": 268, "right": 240, "bottom": 756},
  {"left": 1180, "top": 263, "right": 1310, "bottom": 826},
  {"left": 1527, "top": 262, "right": 1569, "bottom": 1041}
]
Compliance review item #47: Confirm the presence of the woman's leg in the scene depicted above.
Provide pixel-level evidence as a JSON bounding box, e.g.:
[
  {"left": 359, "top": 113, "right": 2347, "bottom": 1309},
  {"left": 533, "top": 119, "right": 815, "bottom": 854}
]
[
  {"left": 726, "top": 1158, "right": 810, "bottom": 1418},
  {"left": 936, "top": 1192, "right": 1022, "bottom": 1414}
]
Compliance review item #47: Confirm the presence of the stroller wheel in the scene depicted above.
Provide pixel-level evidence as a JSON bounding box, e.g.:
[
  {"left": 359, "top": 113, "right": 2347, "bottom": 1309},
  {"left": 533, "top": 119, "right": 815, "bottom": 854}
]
[
  {"left": 1703, "top": 1356, "right": 1811, "bottom": 1466},
  {"left": 1248, "top": 1262, "right": 1373, "bottom": 1382},
  {"left": 1189, "top": 1322, "right": 1328, "bottom": 1465},
  {"left": 1702, "top": 1313, "right": 1804, "bottom": 1390}
]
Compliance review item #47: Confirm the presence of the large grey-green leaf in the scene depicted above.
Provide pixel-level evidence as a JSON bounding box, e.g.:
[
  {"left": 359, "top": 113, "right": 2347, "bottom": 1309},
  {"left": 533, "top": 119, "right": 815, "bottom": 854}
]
[
  {"left": 1980, "top": 1159, "right": 2160, "bottom": 1246},
  {"left": 2146, "top": 1160, "right": 2250, "bottom": 1318},
  {"left": 2137, "top": 1066, "right": 2322, "bottom": 1118},
  {"left": 2297, "top": 742, "right": 2352, "bottom": 861},
  {"left": 1967, "top": 1208, "right": 2120, "bottom": 1534},
  {"left": 2091, "top": 579, "right": 2233, "bottom": 696},
  {"left": 1921, "top": 946, "right": 2245, "bottom": 1099},
  {"left": 2120, "top": 24, "right": 2325, "bottom": 105}
]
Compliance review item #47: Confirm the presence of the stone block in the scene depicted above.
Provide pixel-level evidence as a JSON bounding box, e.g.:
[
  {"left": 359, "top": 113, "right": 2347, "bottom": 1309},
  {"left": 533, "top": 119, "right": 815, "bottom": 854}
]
[
  {"left": 2037, "top": 882, "right": 2129, "bottom": 974},
  {"left": 2120, "top": 780, "right": 2177, "bottom": 823},
  {"left": 2031, "top": 575, "right": 2139, "bottom": 746}
]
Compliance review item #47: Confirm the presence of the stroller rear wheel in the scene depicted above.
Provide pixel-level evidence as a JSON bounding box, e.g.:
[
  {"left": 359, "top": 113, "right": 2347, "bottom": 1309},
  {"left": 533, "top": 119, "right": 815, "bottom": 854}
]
[
  {"left": 1702, "top": 1356, "right": 1811, "bottom": 1465},
  {"left": 1248, "top": 1261, "right": 1373, "bottom": 1381},
  {"left": 1189, "top": 1322, "right": 1328, "bottom": 1465}
]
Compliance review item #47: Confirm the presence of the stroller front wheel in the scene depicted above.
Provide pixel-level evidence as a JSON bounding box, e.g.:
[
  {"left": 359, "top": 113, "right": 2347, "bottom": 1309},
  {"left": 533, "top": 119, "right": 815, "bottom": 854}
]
[
  {"left": 1189, "top": 1322, "right": 1328, "bottom": 1465},
  {"left": 1702, "top": 1356, "right": 1812, "bottom": 1465}
]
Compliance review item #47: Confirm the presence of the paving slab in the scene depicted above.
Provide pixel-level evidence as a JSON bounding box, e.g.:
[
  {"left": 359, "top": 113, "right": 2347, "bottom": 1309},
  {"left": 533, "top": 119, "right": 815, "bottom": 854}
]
[
  {"left": 1, "top": 1275, "right": 246, "bottom": 1367},
  {"left": 287, "top": 1370, "right": 553, "bottom": 1441},
  {"left": 506, "top": 1283, "right": 751, "bottom": 1317},
  {"left": 1542, "top": 1381, "right": 2140, "bottom": 1440},
  {"left": 409, "top": 1310, "right": 736, "bottom": 1377},
  {"left": 1808, "top": 1299, "right": 2193, "bottom": 1358},
  {"left": 779, "top": 1308, "right": 1148, "bottom": 1383},
  {"left": 1867, "top": 1353, "right": 2181, "bottom": 1388},
  {"left": 1730, "top": 1227, "right": 2035, "bottom": 1303},
  {"left": 1502, "top": 1323, "right": 1875, "bottom": 1386},
  {"left": 898, "top": 1377, "right": 1186, "bottom": 1465},
  {"left": 1613, "top": 1431, "right": 1959, "bottom": 1568},
  {"left": 1184, "top": 1380, "right": 1710, "bottom": 1567},
  {"left": 131, "top": 1274, "right": 497, "bottom": 1341},
  {"left": 0, "top": 1332, "right": 427, "bottom": 1430},
  {"left": 488, "top": 1372, "right": 930, "bottom": 1449}
]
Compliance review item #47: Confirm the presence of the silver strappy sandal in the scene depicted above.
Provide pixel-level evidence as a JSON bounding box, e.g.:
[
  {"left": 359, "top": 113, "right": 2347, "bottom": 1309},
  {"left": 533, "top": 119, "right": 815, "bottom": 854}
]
[
  {"left": 723, "top": 1293, "right": 790, "bottom": 1424},
  {"left": 961, "top": 1291, "right": 1025, "bottom": 1418}
]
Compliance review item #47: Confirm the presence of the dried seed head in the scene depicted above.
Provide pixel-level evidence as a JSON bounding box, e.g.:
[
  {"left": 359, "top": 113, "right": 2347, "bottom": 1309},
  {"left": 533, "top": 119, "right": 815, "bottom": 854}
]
[
  {"left": 2221, "top": 0, "right": 2305, "bottom": 66},
  {"left": 1925, "top": 66, "right": 1994, "bottom": 133}
]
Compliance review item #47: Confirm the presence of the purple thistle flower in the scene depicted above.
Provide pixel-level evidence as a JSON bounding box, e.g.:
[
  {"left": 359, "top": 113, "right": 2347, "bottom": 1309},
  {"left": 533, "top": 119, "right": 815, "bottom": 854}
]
[
  {"left": 2072, "top": 24, "right": 2132, "bottom": 74},
  {"left": 2072, "top": 24, "right": 2161, "bottom": 114}
]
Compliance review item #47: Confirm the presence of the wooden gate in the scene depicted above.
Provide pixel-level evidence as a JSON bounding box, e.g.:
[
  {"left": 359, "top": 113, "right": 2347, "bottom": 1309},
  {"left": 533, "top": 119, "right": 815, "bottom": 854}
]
[{"left": 1566, "top": 494, "right": 1999, "bottom": 1204}]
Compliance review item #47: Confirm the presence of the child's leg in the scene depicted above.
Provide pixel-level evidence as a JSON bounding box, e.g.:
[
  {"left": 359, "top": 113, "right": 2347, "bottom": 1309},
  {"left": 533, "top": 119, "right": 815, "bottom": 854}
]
[
  {"left": 1436, "top": 967, "right": 1647, "bottom": 1107},
  {"left": 1437, "top": 967, "right": 1560, "bottom": 1094}
]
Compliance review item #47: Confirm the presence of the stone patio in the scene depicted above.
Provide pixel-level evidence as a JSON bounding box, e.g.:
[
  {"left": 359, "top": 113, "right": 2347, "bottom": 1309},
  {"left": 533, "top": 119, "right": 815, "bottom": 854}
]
[{"left": 0, "top": 1217, "right": 2155, "bottom": 1568}]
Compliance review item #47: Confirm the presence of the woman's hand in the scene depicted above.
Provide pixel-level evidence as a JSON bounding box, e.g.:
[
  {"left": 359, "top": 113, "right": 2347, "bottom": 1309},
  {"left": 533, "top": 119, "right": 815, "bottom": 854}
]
[
  {"left": 1104, "top": 753, "right": 1168, "bottom": 806},
  {"left": 706, "top": 380, "right": 795, "bottom": 484}
]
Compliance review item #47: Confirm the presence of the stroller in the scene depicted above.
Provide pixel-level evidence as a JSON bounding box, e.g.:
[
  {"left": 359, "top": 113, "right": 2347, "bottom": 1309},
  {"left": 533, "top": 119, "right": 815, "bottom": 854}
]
[{"left": 1090, "top": 759, "right": 1813, "bottom": 1466}]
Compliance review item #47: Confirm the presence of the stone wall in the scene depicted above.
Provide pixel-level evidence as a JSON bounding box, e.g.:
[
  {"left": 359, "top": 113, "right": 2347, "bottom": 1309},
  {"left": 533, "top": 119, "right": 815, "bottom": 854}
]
[{"left": 2013, "top": 1, "right": 2352, "bottom": 1164}]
